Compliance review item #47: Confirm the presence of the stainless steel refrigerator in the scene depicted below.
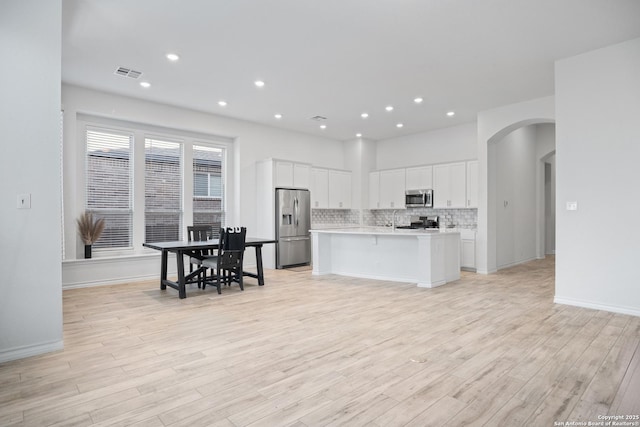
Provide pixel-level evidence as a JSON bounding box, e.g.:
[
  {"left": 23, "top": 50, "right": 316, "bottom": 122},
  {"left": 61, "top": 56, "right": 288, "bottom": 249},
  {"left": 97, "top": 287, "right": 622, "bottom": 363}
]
[{"left": 275, "top": 188, "right": 311, "bottom": 269}]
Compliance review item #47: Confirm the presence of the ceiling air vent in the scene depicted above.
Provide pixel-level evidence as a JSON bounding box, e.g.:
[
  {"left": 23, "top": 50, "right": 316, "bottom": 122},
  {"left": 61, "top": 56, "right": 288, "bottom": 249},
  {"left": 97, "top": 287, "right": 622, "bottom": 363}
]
[
  {"left": 310, "top": 115, "right": 328, "bottom": 121},
  {"left": 114, "top": 67, "right": 143, "bottom": 79}
]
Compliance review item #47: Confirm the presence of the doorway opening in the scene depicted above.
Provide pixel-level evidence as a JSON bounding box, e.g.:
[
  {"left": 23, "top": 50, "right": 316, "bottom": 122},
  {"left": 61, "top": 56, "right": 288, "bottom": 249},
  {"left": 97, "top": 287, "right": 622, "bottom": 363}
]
[{"left": 488, "top": 122, "right": 555, "bottom": 271}]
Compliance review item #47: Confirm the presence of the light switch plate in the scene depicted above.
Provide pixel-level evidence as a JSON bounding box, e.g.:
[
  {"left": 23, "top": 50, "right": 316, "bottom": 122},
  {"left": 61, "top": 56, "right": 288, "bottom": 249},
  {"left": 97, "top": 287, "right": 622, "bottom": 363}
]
[
  {"left": 17, "top": 193, "right": 31, "bottom": 209},
  {"left": 566, "top": 201, "right": 578, "bottom": 211}
]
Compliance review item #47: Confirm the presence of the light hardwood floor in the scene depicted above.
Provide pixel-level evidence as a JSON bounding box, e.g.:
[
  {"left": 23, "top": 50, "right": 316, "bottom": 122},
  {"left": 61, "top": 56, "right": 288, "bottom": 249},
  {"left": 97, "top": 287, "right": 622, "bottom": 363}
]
[{"left": 1, "top": 256, "right": 639, "bottom": 426}]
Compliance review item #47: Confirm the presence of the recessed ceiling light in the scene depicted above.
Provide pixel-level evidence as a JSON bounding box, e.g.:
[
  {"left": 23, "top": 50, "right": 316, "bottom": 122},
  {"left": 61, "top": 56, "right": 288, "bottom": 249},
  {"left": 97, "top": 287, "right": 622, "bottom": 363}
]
[
  {"left": 385, "top": 106, "right": 394, "bottom": 112},
  {"left": 254, "top": 80, "right": 265, "bottom": 88},
  {"left": 139, "top": 81, "right": 151, "bottom": 88},
  {"left": 361, "top": 112, "right": 369, "bottom": 119},
  {"left": 414, "top": 97, "right": 423, "bottom": 104},
  {"left": 320, "top": 124, "right": 327, "bottom": 129},
  {"left": 447, "top": 111, "right": 455, "bottom": 117},
  {"left": 274, "top": 113, "right": 282, "bottom": 119},
  {"left": 396, "top": 123, "right": 404, "bottom": 128},
  {"left": 218, "top": 100, "right": 227, "bottom": 107},
  {"left": 356, "top": 133, "right": 362, "bottom": 137},
  {"left": 166, "top": 53, "right": 180, "bottom": 61}
]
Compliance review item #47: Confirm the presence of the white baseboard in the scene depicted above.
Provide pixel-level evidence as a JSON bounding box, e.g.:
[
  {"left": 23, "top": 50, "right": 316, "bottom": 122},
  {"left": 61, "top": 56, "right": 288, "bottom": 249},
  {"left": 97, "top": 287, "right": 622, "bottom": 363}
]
[
  {"left": 497, "top": 256, "right": 537, "bottom": 271},
  {"left": 63, "top": 274, "right": 163, "bottom": 289},
  {"left": 554, "top": 296, "right": 640, "bottom": 317},
  {"left": 0, "top": 340, "right": 64, "bottom": 364}
]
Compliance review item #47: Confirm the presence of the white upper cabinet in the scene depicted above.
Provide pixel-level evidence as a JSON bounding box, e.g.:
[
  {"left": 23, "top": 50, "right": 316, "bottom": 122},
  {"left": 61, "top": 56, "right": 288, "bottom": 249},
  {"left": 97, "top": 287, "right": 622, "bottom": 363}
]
[
  {"left": 405, "top": 165, "right": 433, "bottom": 190},
  {"left": 369, "top": 171, "right": 380, "bottom": 209},
  {"left": 274, "top": 160, "right": 310, "bottom": 189},
  {"left": 311, "top": 167, "right": 352, "bottom": 210},
  {"left": 311, "top": 167, "right": 329, "bottom": 209},
  {"left": 328, "top": 170, "right": 352, "bottom": 209},
  {"left": 379, "top": 169, "right": 406, "bottom": 209},
  {"left": 274, "top": 161, "right": 294, "bottom": 187},
  {"left": 466, "top": 160, "right": 478, "bottom": 208},
  {"left": 293, "top": 163, "right": 311, "bottom": 189},
  {"left": 433, "top": 162, "right": 466, "bottom": 208}
]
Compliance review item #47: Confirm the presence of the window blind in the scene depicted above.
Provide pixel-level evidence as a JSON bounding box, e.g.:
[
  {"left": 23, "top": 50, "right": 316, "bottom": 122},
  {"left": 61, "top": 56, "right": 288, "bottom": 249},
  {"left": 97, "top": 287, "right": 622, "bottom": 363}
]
[
  {"left": 193, "top": 144, "right": 225, "bottom": 236},
  {"left": 145, "top": 138, "right": 183, "bottom": 243},
  {"left": 86, "top": 128, "right": 133, "bottom": 248}
]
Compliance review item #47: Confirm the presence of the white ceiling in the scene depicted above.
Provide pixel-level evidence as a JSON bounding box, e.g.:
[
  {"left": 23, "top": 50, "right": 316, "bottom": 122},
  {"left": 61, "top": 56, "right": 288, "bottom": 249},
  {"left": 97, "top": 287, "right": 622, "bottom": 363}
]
[{"left": 62, "top": 0, "right": 640, "bottom": 141}]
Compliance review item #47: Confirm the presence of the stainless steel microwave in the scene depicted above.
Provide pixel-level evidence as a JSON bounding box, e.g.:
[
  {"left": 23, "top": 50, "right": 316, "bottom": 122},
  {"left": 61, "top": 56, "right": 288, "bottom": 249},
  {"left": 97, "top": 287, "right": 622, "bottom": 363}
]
[{"left": 405, "top": 189, "right": 433, "bottom": 208}]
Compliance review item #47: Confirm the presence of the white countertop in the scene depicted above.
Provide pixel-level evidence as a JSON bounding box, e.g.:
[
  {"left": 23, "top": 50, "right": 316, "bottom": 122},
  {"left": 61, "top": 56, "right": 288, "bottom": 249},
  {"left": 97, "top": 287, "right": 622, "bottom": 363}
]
[{"left": 310, "top": 226, "right": 461, "bottom": 236}]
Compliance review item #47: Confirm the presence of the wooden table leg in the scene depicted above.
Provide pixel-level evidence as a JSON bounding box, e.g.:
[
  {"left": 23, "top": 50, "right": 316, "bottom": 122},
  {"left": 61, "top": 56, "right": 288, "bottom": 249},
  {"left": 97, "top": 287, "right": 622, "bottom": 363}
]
[
  {"left": 160, "top": 250, "right": 168, "bottom": 290},
  {"left": 255, "top": 245, "right": 265, "bottom": 286},
  {"left": 177, "top": 251, "right": 186, "bottom": 299}
]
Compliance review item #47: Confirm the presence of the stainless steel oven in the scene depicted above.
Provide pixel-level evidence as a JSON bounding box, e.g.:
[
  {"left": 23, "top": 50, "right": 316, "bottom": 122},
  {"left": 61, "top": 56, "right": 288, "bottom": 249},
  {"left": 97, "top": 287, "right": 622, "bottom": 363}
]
[{"left": 405, "top": 189, "right": 433, "bottom": 208}]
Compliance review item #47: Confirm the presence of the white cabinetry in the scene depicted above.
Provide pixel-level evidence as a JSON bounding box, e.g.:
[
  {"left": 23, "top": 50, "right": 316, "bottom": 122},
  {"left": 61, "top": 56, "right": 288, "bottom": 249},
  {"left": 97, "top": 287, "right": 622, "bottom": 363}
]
[
  {"left": 256, "top": 158, "right": 312, "bottom": 269},
  {"left": 311, "top": 168, "right": 329, "bottom": 209},
  {"left": 405, "top": 165, "right": 433, "bottom": 190},
  {"left": 274, "top": 160, "right": 311, "bottom": 189},
  {"left": 368, "top": 171, "right": 380, "bottom": 209},
  {"left": 433, "top": 162, "right": 466, "bottom": 208},
  {"left": 379, "top": 169, "right": 406, "bottom": 209},
  {"left": 294, "top": 163, "right": 311, "bottom": 189},
  {"left": 459, "top": 229, "right": 476, "bottom": 271},
  {"left": 466, "top": 160, "right": 478, "bottom": 208},
  {"left": 328, "top": 170, "right": 352, "bottom": 209},
  {"left": 311, "top": 167, "right": 352, "bottom": 210}
]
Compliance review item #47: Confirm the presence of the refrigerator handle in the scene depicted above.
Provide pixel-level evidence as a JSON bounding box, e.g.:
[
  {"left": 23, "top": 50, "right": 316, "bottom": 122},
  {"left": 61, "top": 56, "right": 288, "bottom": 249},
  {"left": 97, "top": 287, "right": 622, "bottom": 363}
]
[{"left": 294, "top": 197, "right": 299, "bottom": 226}]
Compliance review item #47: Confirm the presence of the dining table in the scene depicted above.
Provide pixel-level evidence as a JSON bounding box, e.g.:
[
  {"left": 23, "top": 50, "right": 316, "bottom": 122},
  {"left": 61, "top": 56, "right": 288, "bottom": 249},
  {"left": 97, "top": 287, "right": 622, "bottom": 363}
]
[{"left": 143, "top": 237, "right": 277, "bottom": 298}]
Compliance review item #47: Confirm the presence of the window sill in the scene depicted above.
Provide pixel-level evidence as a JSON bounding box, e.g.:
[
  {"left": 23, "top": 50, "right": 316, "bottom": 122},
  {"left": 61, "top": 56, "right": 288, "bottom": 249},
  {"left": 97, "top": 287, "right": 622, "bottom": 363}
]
[{"left": 62, "top": 251, "right": 162, "bottom": 265}]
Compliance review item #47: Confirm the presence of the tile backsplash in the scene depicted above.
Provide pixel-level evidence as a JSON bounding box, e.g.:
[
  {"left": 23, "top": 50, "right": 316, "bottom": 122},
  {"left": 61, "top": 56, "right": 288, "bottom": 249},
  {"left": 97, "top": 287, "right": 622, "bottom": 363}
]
[
  {"left": 312, "top": 208, "right": 477, "bottom": 229},
  {"left": 311, "top": 209, "right": 360, "bottom": 228},
  {"left": 366, "top": 208, "right": 477, "bottom": 229}
]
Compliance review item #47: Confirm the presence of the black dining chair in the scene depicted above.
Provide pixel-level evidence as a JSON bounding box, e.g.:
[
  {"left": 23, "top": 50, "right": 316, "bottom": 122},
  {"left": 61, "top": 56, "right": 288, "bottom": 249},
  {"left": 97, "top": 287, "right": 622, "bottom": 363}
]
[
  {"left": 201, "top": 227, "right": 246, "bottom": 294},
  {"left": 187, "top": 225, "right": 215, "bottom": 288}
]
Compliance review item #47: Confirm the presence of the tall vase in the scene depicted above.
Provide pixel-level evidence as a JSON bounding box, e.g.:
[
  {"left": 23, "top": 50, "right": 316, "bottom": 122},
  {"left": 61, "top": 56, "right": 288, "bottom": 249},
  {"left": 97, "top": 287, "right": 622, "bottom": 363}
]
[{"left": 84, "top": 244, "right": 92, "bottom": 259}]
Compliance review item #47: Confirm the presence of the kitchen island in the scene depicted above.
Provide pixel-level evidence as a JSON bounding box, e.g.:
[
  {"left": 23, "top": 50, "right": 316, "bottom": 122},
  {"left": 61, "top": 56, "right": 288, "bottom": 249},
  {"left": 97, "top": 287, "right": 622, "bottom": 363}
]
[{"left": 310, "top": 227, "right": 460, "bottom": 288}]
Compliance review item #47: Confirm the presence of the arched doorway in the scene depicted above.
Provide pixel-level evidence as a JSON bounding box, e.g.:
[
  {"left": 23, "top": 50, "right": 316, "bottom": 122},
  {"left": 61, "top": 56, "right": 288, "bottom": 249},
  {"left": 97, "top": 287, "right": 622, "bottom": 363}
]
[
  {"left": 488, "top": 123, "right": 555, "bottom": 270},
  {"left": 475, "top": 96, "right": 555, "bottom": 275}
]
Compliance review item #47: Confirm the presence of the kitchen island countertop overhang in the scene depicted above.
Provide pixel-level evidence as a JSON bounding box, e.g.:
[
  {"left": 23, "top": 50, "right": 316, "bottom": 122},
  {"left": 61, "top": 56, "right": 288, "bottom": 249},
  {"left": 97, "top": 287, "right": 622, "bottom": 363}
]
[{"left": 310, "top": 227, "right": 461, "bottom": 288}]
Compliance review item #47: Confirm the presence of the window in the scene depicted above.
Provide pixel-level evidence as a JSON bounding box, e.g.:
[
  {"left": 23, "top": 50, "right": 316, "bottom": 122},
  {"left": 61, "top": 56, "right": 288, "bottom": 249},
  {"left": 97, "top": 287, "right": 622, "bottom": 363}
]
[
  {"left": 145, "top": 138, "right": 183, "bottom": 243},
  {"left": 193, "top": 144, "right": 225, "bottom": 236},
  {"left": 79, "top": 116, "right": 230, "bottom": 257},
  {"left": 85, "top": 128, "right": 133, "bottom": 248}
]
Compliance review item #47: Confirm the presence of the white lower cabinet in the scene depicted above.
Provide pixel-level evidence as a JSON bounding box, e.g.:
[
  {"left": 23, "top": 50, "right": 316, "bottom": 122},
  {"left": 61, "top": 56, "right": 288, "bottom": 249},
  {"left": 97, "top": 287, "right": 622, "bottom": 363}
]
[{"left": 459, "top": 229, "right": 476, "bottom": 270}]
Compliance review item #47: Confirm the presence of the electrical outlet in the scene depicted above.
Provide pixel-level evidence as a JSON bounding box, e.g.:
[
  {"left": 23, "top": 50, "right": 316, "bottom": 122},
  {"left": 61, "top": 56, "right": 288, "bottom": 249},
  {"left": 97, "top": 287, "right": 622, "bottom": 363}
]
[
  {"left": 566, "top": 201, "right": 578, "bottom": 211},
  {"left": 17, "top": 193, "right": 31, "bottom": 209}
]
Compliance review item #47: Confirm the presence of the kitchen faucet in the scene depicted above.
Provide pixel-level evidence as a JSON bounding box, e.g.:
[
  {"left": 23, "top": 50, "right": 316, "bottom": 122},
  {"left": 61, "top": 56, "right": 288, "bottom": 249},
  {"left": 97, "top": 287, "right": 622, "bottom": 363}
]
[{"left": 392, "top": 210, "right": 397, "bottom": 230}]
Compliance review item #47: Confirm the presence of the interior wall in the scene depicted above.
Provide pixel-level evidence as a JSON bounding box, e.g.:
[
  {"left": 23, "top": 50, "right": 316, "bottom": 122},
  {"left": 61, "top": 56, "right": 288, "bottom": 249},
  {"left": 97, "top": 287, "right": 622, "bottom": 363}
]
[
  {"left": 555, "top": 37, "right": 640, "bottom": 316},
  {"left": 61, "top": 84, "right": 345, "bottom": 285},
  {"left": 494, "top": 125, "right": 538, "bottom": 269},
  {"left": 545, "top": 156, "right": 556, "bottom": 254},
  {"left": 535, "top": 123, "right": 556, "bottom": 259},
  {"left": 0, "top": 0, "right": 63, "bottom": 362},
  {"left": 62, "top": 85, "right": 345, "bottom": 252},
  {"left": 376, "top": 122, "right": 477, "bottom": 170}
]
